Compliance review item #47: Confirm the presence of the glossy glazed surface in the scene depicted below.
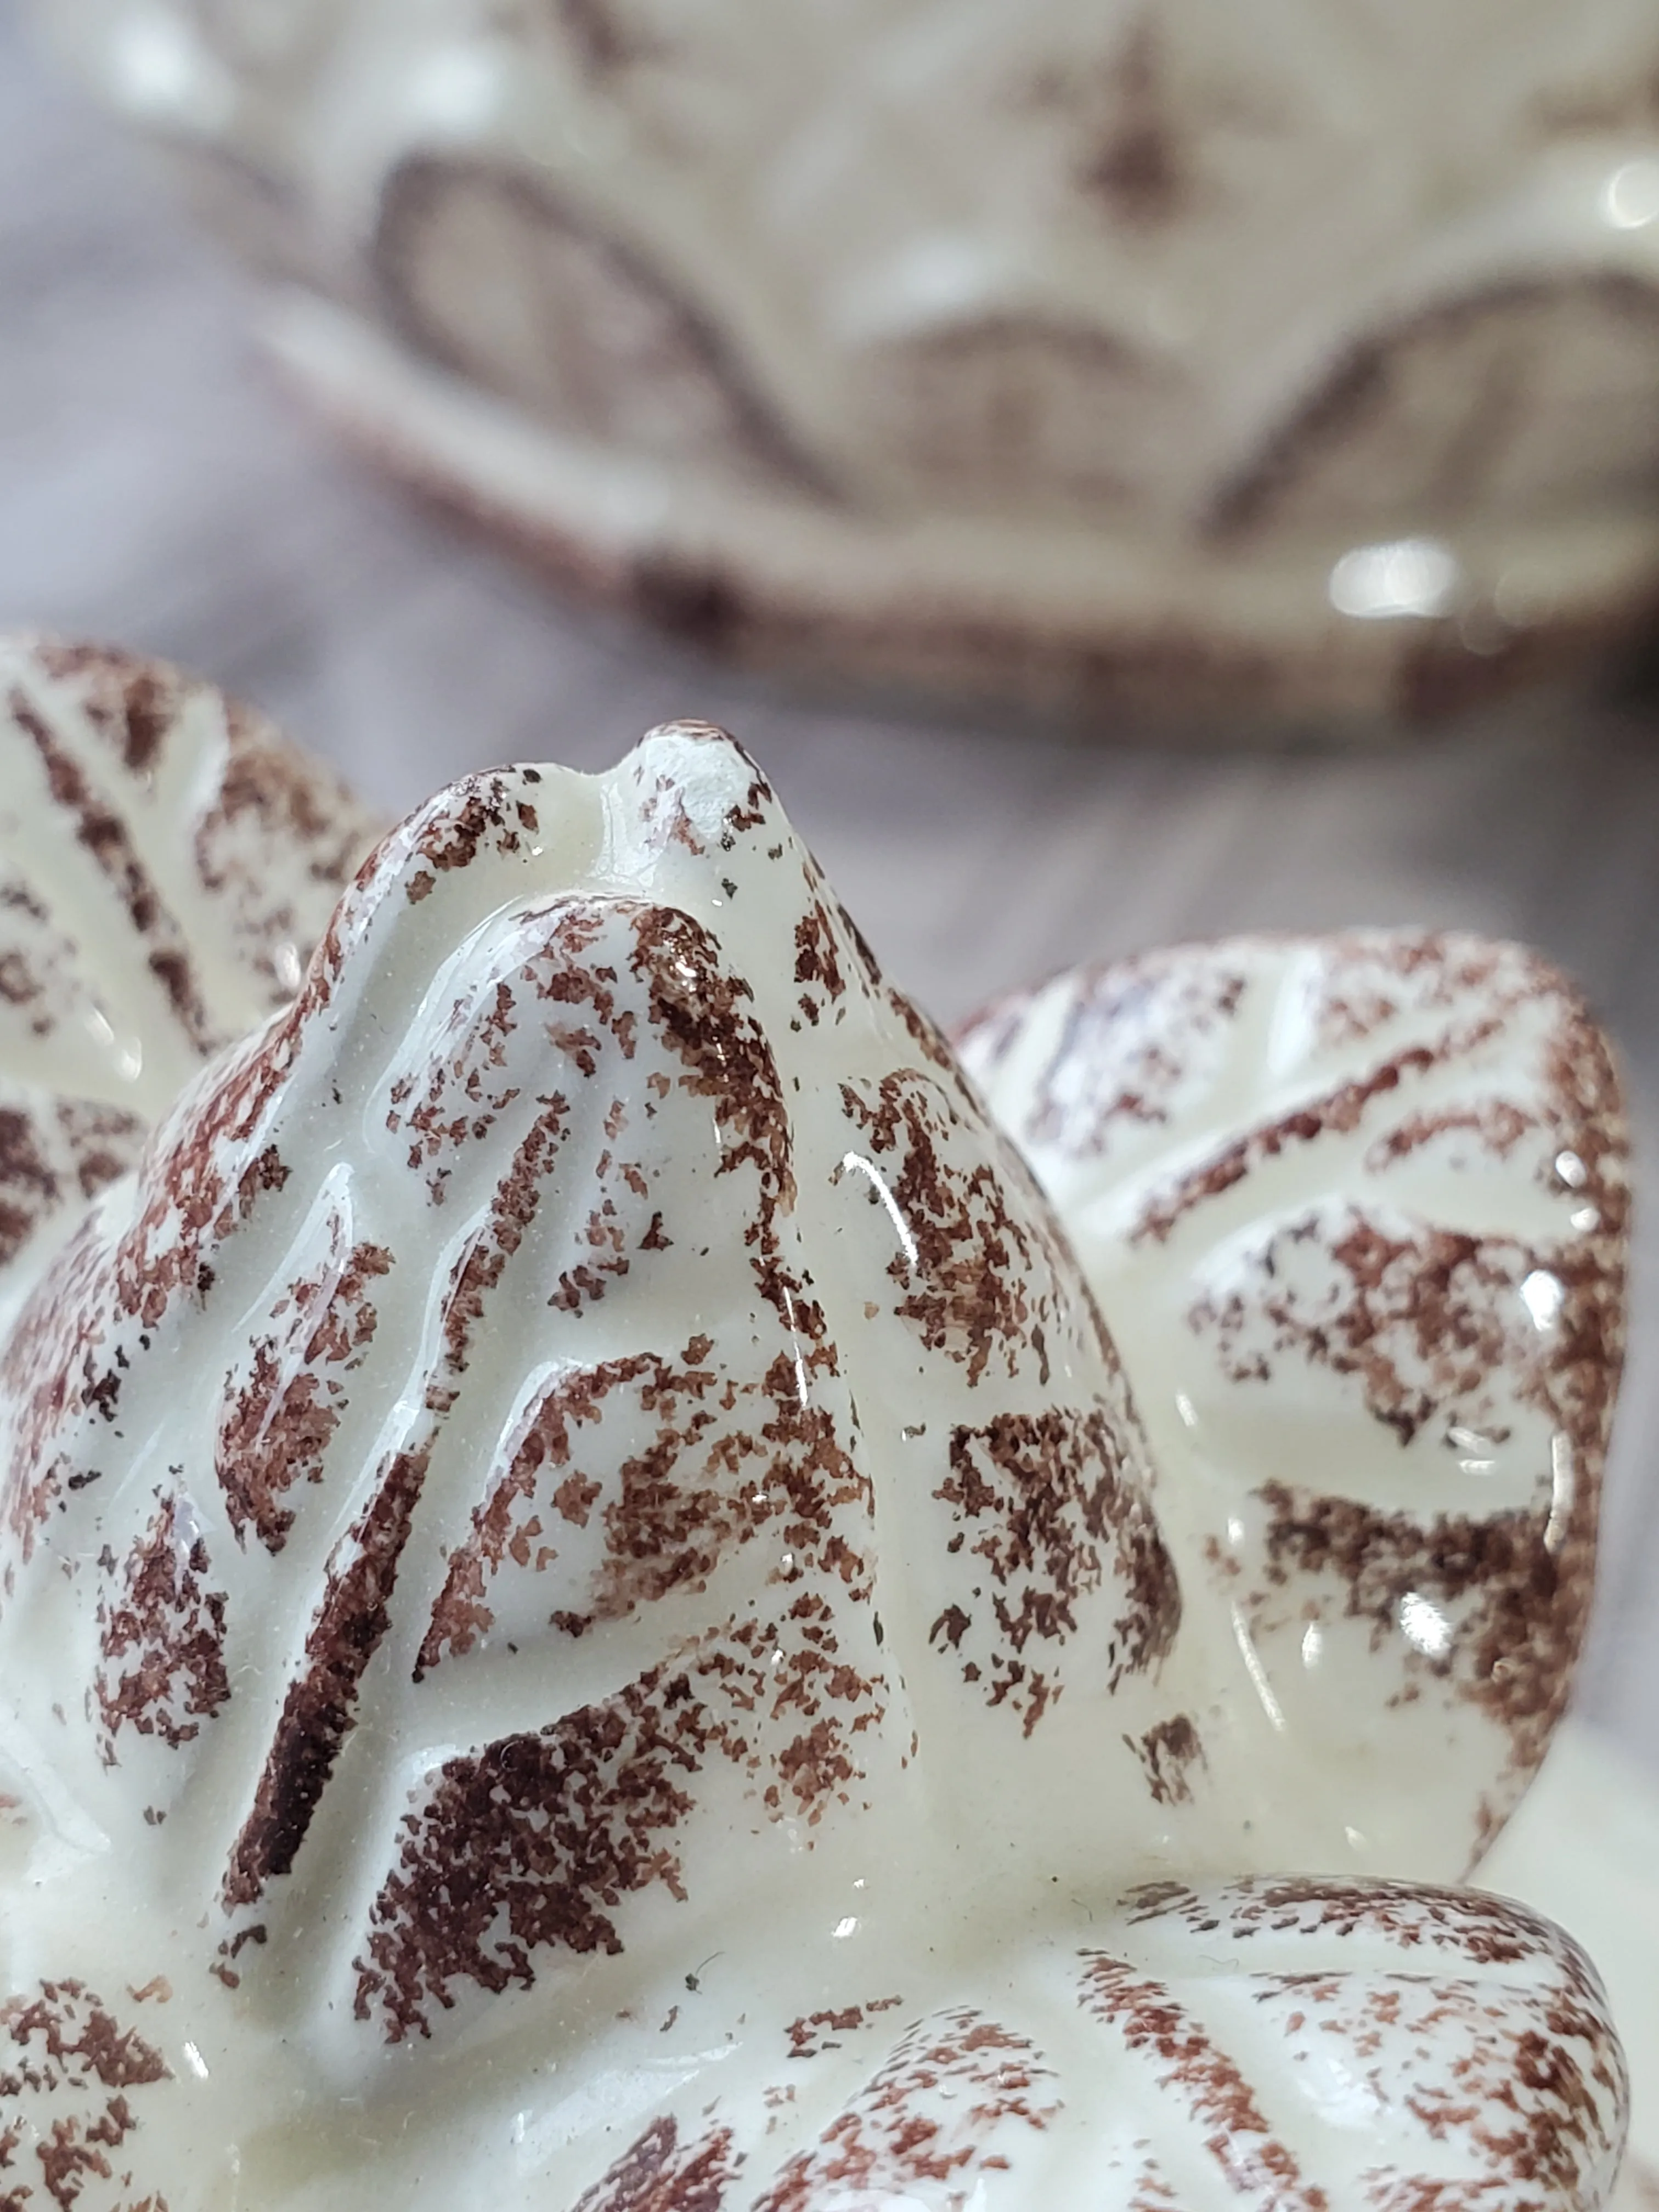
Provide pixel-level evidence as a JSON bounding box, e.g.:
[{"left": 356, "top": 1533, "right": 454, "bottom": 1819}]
[
  {"left": 1486, "top": 1722, "right": 1659, "bottom": 2207},
  {"left": 31, "top": 0, "right": 1659, "bottom": 723},
  {"left": 956, "top": 932, "right": 1629, "bottom": 1872},
  {"left": 0, "top": 658, "right": 1632, "bottom": 2204},
  {"left": 0, "top": 635, "right": 382, "bottom": 1338}
]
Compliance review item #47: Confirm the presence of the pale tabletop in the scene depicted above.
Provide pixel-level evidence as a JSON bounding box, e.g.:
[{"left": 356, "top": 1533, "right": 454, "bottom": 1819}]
[{"left": 4, "top": 14, "right": 1657, "bottom": 1775}]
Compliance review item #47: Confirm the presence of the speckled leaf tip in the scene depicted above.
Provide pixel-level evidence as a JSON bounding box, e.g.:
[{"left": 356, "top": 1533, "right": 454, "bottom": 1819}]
[
  {"left": 0, "top": 635, "right": 383, "bottom": 1338},
  {"left": 0, "top": 641, "right": 1633, "bottom": 2209}
]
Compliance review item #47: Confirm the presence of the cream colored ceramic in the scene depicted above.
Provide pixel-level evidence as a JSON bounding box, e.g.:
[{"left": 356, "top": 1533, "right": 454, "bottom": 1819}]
[
  {"left": 31, "top": 0, "right": 1659, "bottom": 728},
  {"left": 953, "top": 930, "right": 1629, "bottom": 1867},
  {"left": 0, "top": 635, "right": 382, "bottom": 1339},
  {"left": 1485, "top": 1724, "right": 1659, "bottom": 2211},
  {"left": 0, "top": 642, "right": 1634, "bottom": 2206},
  {"left": 958, "top": 934, "right": 1650, "bottom": 2203}
]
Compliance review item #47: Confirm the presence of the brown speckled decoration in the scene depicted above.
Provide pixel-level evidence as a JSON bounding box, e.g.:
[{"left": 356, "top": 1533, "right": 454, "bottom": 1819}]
[
  {"left": 34, "top": 0, "right": 1659, "bottom": 727},
  {"left": 0, "top": 658, "right": 1636, "bottom": 2206},
  {"left": 0, "top": 636, "right": 383, "bottom": 1338},
  {"left": 958, "top": 930, "right": 1629, "bottom": 1867}
]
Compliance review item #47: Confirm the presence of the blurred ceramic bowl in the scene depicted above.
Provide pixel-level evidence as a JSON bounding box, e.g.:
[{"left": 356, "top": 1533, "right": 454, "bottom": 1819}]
[{"left": 34, "top": 0, "right": 1659, "bottom": 731}]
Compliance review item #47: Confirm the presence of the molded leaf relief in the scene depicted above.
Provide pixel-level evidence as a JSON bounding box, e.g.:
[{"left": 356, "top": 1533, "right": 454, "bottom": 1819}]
[
  {"left": 955, "top": 929, "right": 1628, "bottom": 1871},
  {"left": 0, "top": 644, "right": 1632, "bottom": 2208},
  {"left": 39, "top": 0, "right": 1659, "bottom": 724}
]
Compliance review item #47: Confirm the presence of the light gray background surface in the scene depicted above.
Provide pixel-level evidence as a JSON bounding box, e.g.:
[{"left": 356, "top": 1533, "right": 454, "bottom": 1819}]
[{"left": 4, "top": 12, "right": 1657, "bottom": 1773}]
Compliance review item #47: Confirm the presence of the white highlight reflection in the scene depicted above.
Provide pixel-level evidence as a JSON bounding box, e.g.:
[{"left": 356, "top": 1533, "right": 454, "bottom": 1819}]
[
  {"left": 1520, "top": 1269, "right": 1564, "bottom": 1333},
  {"left": 111, "top": 10, "right": 207, "bottom": 110},
  {"left": 1448, "top": 1423, "right": 1497, "bottom": 1476},
  {"left": 1602, "top": 160, "right": 1659, "bottom": 230},
  {"left": 1545, "top": 1432, "right": 1575, "bottom": 1554},
  {"left": 1328, "top": 539, "right": 1461, "bottom": 620},
  {"left": 838, "top": 1152, "right": 919, "bottom": 1272},
  {"left": 408, "top": 45, "right": 509, "bottom": 133},
  {"left": 1398, "top": 1591, "right": 1452, "bottom": 1658},
  {"left": 1231, "top": 1605, "right": 1286, "bottom": 1733}
]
